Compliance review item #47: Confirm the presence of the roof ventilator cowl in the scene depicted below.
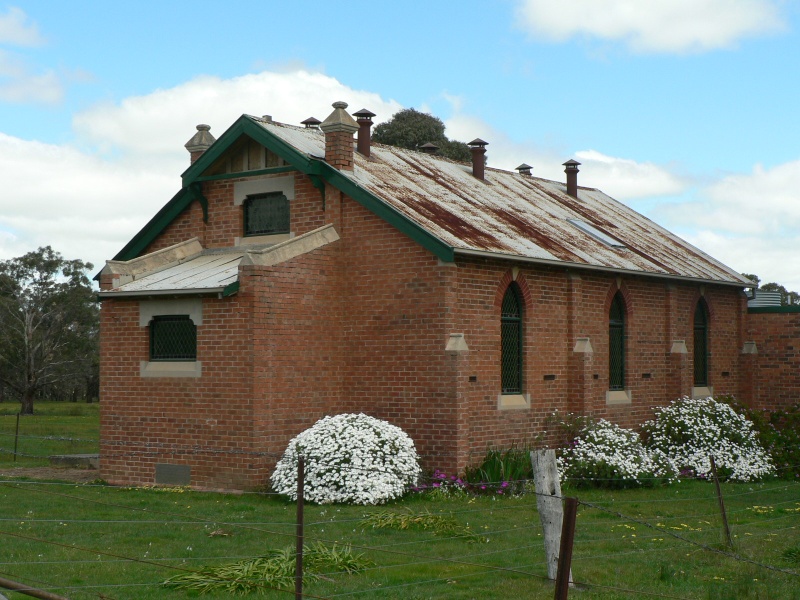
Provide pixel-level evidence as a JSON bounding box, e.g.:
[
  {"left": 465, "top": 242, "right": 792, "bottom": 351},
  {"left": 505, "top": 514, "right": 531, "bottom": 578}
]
[
  {"left": 419, "top": 142, "right": 439, "bottom": 155},
  {"left": 184, "top": 124, "right": 216, "bottom": 164},
  {"left": 468, "top": 138, "right": 488, "bottom": 180},
  {"left": 516, "top": 163, "right": 533, "bottom": 177},
  {"left": 301, "top": 117, "right": 321, "bottom": 129},
  {"left": 563, "top": 159, "right": 581, "bottom": 198},
  {"left": 353, "top": 108, "right": 376, "bottom": 158}
]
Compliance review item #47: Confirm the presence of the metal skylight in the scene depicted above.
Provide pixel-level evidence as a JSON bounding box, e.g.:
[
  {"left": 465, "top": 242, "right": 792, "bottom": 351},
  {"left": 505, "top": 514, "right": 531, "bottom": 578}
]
[{"left": 567, "top": 219, "right": 626, "bottom": 249}]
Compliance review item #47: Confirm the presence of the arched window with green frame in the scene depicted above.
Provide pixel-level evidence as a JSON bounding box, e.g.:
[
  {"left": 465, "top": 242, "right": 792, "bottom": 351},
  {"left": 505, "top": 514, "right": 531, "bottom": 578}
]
[
  {"left": 694, "top": 299, "right": 709, "bottom": 387},
  {"left": 501, "top": 284, "right": 523, "bottom": 394},
  {"left": 609, "top": 292, "right": 626, "bottom": 391}
]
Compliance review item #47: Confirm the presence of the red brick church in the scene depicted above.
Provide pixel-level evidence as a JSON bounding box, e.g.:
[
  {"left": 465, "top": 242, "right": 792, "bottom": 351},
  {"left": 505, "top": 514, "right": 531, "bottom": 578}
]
[{"left": 98, "top": 101, "right": 764, "bottom": 490}]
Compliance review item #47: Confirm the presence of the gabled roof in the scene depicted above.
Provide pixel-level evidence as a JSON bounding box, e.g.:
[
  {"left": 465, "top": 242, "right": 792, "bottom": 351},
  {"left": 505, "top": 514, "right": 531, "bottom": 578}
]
[{"left": 114, "top": 114, "right": 752, "bottom": 288}]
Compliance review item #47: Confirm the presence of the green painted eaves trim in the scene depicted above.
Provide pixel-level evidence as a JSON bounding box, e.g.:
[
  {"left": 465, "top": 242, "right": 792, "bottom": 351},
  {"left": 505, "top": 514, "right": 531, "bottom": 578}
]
[
  {"left": 311, "top": 161, "right": 454, "bottom": 262},
  {"left": 113, "top": 187, "right": 192, "bottom": 261},
  {"left": 182, "top": 116, "right": 452, "bottom": 261},
  {"left": 748, "top": 306, "right": 800, "bottom": 314},
  {"left": 222, "top": 280, "right": 240, "bottom": 297},
  {"left": 121, "top": 114, "right": 453, "bottom": 263},
  {"left": 181, "top": 116, "right": 315, "bottom": 186},
  {"left": 194, "top": 165, "right": 297, "bottom": 182}
]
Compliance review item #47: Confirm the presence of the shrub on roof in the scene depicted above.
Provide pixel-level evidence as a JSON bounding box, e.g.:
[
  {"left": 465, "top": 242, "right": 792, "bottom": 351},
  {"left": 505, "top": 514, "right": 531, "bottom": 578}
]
[{"left": 270, "top": 413, "right": 421, "bottom": 505}]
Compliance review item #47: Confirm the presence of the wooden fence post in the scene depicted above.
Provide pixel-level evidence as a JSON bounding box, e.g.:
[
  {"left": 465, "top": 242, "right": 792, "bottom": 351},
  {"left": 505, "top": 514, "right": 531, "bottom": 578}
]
[
  {"left": 554, "top": 497, "right": 578, "bottom": 600},
  {"left": 710, "top": 455, "right": 733, "bottom": 549},
  {"left": 531, "top": 449, "right": 572, "bottom": 583},
  {"left": 295, "top": 456, "right": 305, "bottom": 599}
]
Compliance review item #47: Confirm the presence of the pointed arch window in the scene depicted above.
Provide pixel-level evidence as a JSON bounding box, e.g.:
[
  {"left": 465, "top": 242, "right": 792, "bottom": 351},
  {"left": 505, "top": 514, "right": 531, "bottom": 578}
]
[
  {"left": 694, "top": 300, "right": 709, "bottom": 387},
  {"left": 501, "top": 284, "right": 523, "bottom": 394},
  {"left": 609, "top": 292, "right": 625, "bottom": 391}
]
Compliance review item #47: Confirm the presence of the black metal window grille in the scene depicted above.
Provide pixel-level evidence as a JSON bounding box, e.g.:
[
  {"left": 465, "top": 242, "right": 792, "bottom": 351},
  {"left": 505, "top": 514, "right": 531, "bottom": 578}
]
[
  {"left": 150, "top": 315, "right": 196, "bottom": 361},
  {"left": 244, "top": 192, "right": 289, "bottom": 236},
  {"left": 609, "top": 293, "right": 625, "bottom": 391},
  {"left": 694, "top": 300, "right": 709, "bottom": 386},
  {"left": 501, "top": 284, "right": 523, "bottom": 394}
]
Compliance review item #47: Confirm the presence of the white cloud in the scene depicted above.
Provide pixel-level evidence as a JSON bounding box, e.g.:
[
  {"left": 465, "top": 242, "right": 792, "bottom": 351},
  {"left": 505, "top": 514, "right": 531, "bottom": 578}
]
[
  {"left": 683, "top": 230, "right": 800, "bottom": 291},
  {"left": 73, "top": 70, "right": 402, "bottom": 159},
  {"left": 4, "top": 66, "right": 795, "bottom": 295},
  {"left": 0, "top": 132, "right": 176, "bottom": 270},
  {"left": 574, "top": 150, "right": 687, "bottom": 199},
  {"left": 0, "top": 63, "right": 62, "bottom": 103},
  {"left": 515, "top": 0, "right": 785, "bottom": 53},
  {"left": 661, "top": 160, "right": 800, "bottom": 235},
  {"left": 0, "top": 7, "right": 44, "bottom": 46},
  {"left": 657, "top": 159, "right": 800, "bottom": 289},
  {"left": 0, "top": 9, "right": 63, "bottom": 105},
  {"left": 2, "top": 70, "right": 404, "bottom": 274},
  {"left": 444, "top": 115, "right": 686, "bottom": 199}
]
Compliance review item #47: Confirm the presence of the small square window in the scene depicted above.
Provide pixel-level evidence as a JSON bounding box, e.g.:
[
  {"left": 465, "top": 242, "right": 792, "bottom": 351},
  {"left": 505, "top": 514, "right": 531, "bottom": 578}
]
[
  {"left": 150, "top": 315, "right": 196, "bottom": 361},
  {"left": 244, "top": 192, "right": 289, "bottom": 236}
]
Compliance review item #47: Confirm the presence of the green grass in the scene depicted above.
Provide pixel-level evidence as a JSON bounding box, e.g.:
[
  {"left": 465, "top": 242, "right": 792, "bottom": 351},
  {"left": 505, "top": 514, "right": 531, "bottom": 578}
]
[
  {"left": 0, "top": 479, "right": 797, "bottom": 599},
  {"left": 0, "top": 406, "right": 798, "bottom": 598},
  {"left": 0, "top": 401, "right": 99, "bottom": 466}
]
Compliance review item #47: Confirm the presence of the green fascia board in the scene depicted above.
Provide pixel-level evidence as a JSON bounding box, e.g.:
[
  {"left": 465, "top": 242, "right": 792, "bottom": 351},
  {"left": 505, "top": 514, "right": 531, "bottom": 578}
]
[
  {"left": 120, "top": 114, "right": 453, "bottom": 263},
  {"left": 113, "top": 187, "right": 192, "bottom": 260},
  {"left": 182, "top": 115, "right": 452, "bottom": 261},
  {"left": 308, "top": 161, "right": 453, "bottom": 262},
  {"left": 181, "top": 115, "right": 315, "bottom": 186},
  {"left": 748, "top": 306, "right": 800, "bottom": 314},
  {"left": 222, "top": 280, "right": 240, "bottom": 297}
]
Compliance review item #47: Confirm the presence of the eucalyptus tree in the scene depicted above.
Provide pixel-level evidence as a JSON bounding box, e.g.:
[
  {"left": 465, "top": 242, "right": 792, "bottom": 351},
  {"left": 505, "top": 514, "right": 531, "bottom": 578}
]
[{"left": 0, "top": 247, "right": 97, "bottom": 414}]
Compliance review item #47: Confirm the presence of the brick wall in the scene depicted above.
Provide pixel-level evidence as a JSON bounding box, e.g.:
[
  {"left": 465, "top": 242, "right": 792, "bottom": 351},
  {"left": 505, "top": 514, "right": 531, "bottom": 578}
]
[
  {"left": 449, "top": 259, "right": 747, "bottom": 463},
  {"left": 144, "top": 173, "right": 325, "bottom": 254},
  {"left": 99, "top": 292, "right": 258, "bottom": 489},
  {"left": 101, "top": 162, "right": 754, "bottom": 487},
  {"left": 743, "top": 309, "right": 800, "bottom": 409},
  {"left": 334, "top": 197, "right": 458, "bottom": 470}
]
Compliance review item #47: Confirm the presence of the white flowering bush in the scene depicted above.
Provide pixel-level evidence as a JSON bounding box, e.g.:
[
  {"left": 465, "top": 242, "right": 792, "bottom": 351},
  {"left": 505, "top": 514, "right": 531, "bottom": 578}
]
[
  {"left": 558, "top": 418, "right": 676, "bottom": 488},
  {"left": 271, "top": 413, "right": 421, "bottom": 505},
  {"left": 642, "top": 397, "right": 774, "bottom": 482}
]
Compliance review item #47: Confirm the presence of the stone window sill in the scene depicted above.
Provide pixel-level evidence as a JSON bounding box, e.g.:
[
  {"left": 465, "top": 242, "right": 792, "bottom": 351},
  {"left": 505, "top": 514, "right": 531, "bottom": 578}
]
[
  {"left": 692, "top": 386, "right": 713, "bottom": 399},
  {"left": 498, "top": 393, "right": 530, "bottom": 410},
  {"left": 140, "top": 361, "right": 202, "bottom": 378},
  {"left": 606, "top": 390, "right": 631, "bottom": 405}
]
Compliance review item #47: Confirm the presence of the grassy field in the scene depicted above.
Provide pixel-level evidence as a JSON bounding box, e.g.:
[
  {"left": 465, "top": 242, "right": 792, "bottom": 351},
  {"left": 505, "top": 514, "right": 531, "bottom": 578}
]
[
  {"left": 0, "top": 404, "right": 798, "bottom": 599},
  {"left": 0, "top": 402, "right": 99, "bottom": 465}
]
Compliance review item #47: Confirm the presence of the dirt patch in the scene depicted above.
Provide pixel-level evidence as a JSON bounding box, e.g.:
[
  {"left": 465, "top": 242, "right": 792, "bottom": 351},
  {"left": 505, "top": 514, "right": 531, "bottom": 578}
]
[{"left": 0, "top": 467, "right": 100, "bottom": 484}]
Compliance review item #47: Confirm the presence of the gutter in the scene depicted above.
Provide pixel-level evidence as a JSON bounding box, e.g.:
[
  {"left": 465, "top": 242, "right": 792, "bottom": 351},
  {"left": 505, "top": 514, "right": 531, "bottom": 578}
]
[
  {"left": 97, "top": 286, "right": 229, "bottom": 300},
  {"left": 453, "top": 248, "right": 752, "bottom": 289}
]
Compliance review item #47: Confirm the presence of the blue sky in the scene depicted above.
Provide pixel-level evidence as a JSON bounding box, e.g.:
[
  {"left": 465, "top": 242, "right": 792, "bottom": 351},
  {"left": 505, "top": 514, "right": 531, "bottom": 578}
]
[{"left": 1, "top": 0, "right": 799, "bottom": 289}]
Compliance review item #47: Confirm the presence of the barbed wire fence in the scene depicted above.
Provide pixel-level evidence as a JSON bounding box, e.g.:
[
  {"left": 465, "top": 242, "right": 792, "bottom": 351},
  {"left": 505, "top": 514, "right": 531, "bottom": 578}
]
[{"left": 1, "top": 446, "right": 799, "bottom": 599}]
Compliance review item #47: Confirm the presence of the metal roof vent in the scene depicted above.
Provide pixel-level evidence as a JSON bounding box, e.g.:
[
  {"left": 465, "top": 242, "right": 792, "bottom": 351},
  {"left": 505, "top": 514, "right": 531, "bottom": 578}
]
[
  {"left": 353, "top": 108, "right": 376, "bottom": 158},
  {"left": 468, "top": 138, "right": 488, "bottom": 180},
  {"left": 420, "top": 142, "right": 439, "bottom": 154},
  {"left": 301, "top": 117, "right": 321, "bottom": 129},
  {"left": 516, "top": 163, "right": 533, "bottom": 177},
  {"left": 563, "top": 159, "right": 581, "bottom": 198}
]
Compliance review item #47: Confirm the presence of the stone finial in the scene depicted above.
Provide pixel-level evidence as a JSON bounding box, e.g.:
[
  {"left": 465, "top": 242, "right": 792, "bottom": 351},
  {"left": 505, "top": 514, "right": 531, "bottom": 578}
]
[
  {"left": 184, "top": 124, "right": 216, "bottom": 164},
  {"left": 320, "top": 101, "right": 358, "bottom": 170},
  {"left": 320, "top": 101, "right": 359, "bottom": 134}
]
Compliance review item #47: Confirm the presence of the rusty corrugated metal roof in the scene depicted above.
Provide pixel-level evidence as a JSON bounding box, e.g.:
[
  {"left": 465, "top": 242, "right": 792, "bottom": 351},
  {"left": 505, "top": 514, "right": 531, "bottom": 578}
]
[{"left": 258, "top": 119, "right": 750, "bottom": 286}]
